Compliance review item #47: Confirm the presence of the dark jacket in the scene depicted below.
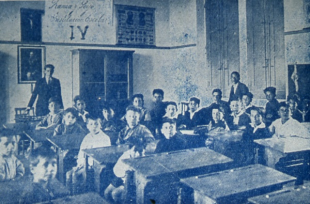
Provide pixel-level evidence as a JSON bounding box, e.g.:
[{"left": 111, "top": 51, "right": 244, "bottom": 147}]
[
  {"left": 155, "top": 133, "right": 187, "bottom": 153},
  {"left": 28, "top": 77, "right": 63, "bottom": 116},
  {"left": 229, "top": 82, "right": 249, "bottom": 103},
  {"left": 178, "top": 108, "right": 210, "bottom": 130},
  {"left": 265, "top": 98, "right": 280, "bottom": 126}
]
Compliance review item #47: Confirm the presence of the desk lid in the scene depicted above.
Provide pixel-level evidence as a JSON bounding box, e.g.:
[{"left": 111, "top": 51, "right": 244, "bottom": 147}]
[{"left": 181, "top": 164, "right": 296, "bottom": 200}]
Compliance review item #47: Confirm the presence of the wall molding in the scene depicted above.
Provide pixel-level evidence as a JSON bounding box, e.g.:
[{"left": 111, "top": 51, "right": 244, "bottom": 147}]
[
  {"left": 284, "top": 27, "right": 310, "bottom": 35},
  {"left": 0, "top": 40, "right": 196, "bottom": 50}
]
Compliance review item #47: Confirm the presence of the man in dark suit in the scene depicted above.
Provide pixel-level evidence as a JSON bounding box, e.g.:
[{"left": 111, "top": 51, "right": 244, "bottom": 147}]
[
  {"left": 27, "top": 64, "right": 63, "bottom": 116},
  {"left": 228, "top": 71, "right": 249, "bottom": 103}
]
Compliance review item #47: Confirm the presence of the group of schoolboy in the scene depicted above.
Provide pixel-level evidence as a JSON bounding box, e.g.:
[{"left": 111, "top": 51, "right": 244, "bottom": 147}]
[{"left": 1, "top": 71, "right": 309, "bottom": 203}]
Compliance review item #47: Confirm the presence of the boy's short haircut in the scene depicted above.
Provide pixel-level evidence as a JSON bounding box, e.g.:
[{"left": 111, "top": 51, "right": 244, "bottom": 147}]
[
  {"left": 212, "top": 89, "right": 222, "bottom": 98},
  {"left": 63, "top": 107, "right": 78, "bottom": 118},
  {"left": 231, "top": 71, "right": 240, "bottom": 79},
  {"left": 165, "top": 101, "right": 178, "bottom": 110},
  {"left": 152, "top": 89, "right": 164, "bottom": 97},
  {"left": 48, "top": 97, "right": 59, "bottom": 105},
  {"left": 161, "top": 117, "right": 177, "bottom": 128},
  {"left": 189, "top": 97, "right": 200, "bottom": 106},
  {"left": 29, "top": 146, "right": 57, "bottom": 167},
  {"left": 250, "top": 107, "right": 261, "bottom": 114},
  {"left": 263, "top": 87, "right": 276, "bottom": 95},
  {"left": 44, "top": 64, "right": 55, "bottom": 73},
  {"left": 73, "top": 95, "right": 85, "bottom": 104},
  {"left": 85, "top": 114, "right": 100, "bottom": 124},
  {"left": 229, "top": 99, "right": 239, "bottom": 105},
  {"left": 211, "top": 105, "right": 220, "bottom": 111},
  {"left": 243, "top": 92, "right": 254, "bottom": 101},
  {"left": 132, "top": 94, "right": 144, "bottom": 102},
  {"left": 278, "top": 102, "right": 288, "bottom": 110},
  {"left": 126, "top": 105, "right": 142, "bottom": 115}
]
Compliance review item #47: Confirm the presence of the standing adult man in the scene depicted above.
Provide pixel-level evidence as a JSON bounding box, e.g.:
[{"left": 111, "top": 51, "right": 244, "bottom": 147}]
[
  {"left": 228, "top": 71, "right": 249, "bottom": 103},
  {"left": 27, "top": 64, "right": 63, "bottom": 116}
]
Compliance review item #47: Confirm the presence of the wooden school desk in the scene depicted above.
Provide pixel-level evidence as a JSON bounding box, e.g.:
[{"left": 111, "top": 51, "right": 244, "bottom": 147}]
[
  {"left": 179, "top": 130, "right": 206, "bottom": 148},
  {"left": 47, "top": 192, "right": 109, "bottom": 204},
  {"left": 0, "top": 176, "right": 70, "bottom": 204},
  {"left": 248, "top": 182, "right": 310, "bottom": 204},
  {"left": 181, "top": 164, "right": 296, "bottom": 204},
  {"left": 3, "top": 122, "right": 37, "bottom": 155},
  {"left": 24, "top": 128, "right": 54, "bottom": 151},
  {"left": 123, "top": 147, "right": 233, "bottom": 204},
  {"left": 207, "top": 130, "right": 246, "bottom": 165},
  {"left": 47, "top": 133, "right": 86, "bottom": 184},
  {"left": 254, "top": 136, "right": 310, "bottom": 182},
  {"left": 82, "top": 144, "right": 130, "bottom": 195}
]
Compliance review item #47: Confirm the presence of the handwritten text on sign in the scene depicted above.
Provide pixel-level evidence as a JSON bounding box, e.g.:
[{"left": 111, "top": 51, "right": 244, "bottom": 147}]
[{"left": 48, "top": 0, "right": 108, "bottom": 23}]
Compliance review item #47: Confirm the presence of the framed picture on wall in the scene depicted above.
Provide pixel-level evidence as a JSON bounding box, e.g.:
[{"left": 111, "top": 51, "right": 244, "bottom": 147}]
[
  {"left": 115, "top": 4, "right": 155, "bottom": 47},
  {"left": 18, "top": 46, "right": 45, "bottom": 84}
]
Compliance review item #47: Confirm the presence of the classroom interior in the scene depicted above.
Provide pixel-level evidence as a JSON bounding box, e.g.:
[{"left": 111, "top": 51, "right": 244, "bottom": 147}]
[{"left": 0, "top": 0, "right": 310, "bottom": 203}]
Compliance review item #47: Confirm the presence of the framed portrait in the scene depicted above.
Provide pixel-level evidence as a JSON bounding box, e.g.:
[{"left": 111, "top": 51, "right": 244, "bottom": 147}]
[{"left": 18, "top": 46, "right": 45, "bottom": 84}]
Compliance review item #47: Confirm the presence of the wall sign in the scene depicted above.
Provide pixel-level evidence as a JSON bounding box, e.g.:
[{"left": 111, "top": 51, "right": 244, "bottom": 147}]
[{"left": 115, "top": 5, "right": 155, "bottom": 46}]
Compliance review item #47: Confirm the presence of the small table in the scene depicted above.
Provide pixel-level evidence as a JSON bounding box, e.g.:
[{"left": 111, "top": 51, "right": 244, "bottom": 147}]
[
  {"left": 248, "top": 182, "right": 310, "bottom": 204},
  {"left": 47, "top": 133, "right": 86, "bottom": 183},
  {"left": 49, "top": 192, "right": 109, "bottom": 204},
  {"left": 123, "top": 147, "right": 233, "bottom": 204},
  {"left": 82, "top": 144, "right": 130, "bottom": 194},
  {"left": 181, "top": 164, "right": 296, "bottom": 204}
]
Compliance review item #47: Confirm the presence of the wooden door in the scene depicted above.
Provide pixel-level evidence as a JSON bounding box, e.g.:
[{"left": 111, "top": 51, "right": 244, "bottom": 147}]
[
  {"left": 205, "top": 0, "right": 239, "bottom": 97},
  {"left": 246, "top": 0, "right": 285, "bottom": 98}
]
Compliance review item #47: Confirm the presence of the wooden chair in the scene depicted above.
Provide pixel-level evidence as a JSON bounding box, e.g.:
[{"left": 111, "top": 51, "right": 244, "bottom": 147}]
[
  {"left": 14, "top": 107, "right": 34, "bottom": 122},
  {"left": 180, "top": 102, "right": 189, "bottom": 116}
]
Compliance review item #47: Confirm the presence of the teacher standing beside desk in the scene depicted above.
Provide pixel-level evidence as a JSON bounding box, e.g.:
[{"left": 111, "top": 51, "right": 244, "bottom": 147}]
[{"left": 27, "top": 64, "right": 63, "bottom": 116}]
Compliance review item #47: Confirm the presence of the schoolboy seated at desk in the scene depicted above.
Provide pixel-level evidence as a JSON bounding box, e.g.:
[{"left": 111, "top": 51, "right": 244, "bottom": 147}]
[
  {"left": 287, "top": 94, "right": 303, "bottom": 122},
  {"left": 100, "top": 104, "right": 121, "bottom": 132},
  {"left": 264, "top": 87, "right": 280, "bottom": 126},
  {"left": 241, "top": 92, "right": 257, "bottom": 114},
  {"left": 208, "top": 89, "right": 231, "bottom": 120},
  {"left": 36, "top": 97, "right": 62, "bottom": 130},
  {"left": 227, "top": 100, "right": 251, "bottom": 130},
  {"left": 248, "top": 107, "right": 270, "bottom": 140},
  {"left": 163, "top": 101, "right": 179, "bottom": 120},
  {"left": 208, "top": 107, "right": 230, "bottom": 131},
  {"left": 73, "top": 95, "right": 89, "bottom": 124},
  {"left": 66, "top": 115, "right": 111, "bottom": 193},
  {"left": 54, "top": 108, "right": 87, "bottom": 136},
  {"left": 150, "top": 89, "right": 167, "bottom": 131},
  {"left": 0, "top": 129, "right": 25, "bottom": 181},
  {"left": 269, "top": 102, "right": 309, "bottom": 138},
  {"left": 117, "top": 105, "right": 155, "bottom": 144},
  {"left": 131, "top": 94, "right": 152, "bottom": 123},
  {"left": 104, "top": 142, "right": 147, "bottom": 203},
  {"left": 155, "top": 118, "right": 186, "bottom": 153},
  {"left": 20, "top": 146, "right": 69, "bottom": 203},
  {"left": 178, "top": 97, "right": 206, "bottom": 129}
]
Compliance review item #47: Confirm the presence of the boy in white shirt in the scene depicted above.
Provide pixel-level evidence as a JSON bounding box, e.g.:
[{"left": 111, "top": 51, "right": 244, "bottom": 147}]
[
  {"left": 66, "top": 115, "right": 111, "bottom": 193},
  {"left": 0, "top": 129, "right": 25, "bottom": 181}
]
